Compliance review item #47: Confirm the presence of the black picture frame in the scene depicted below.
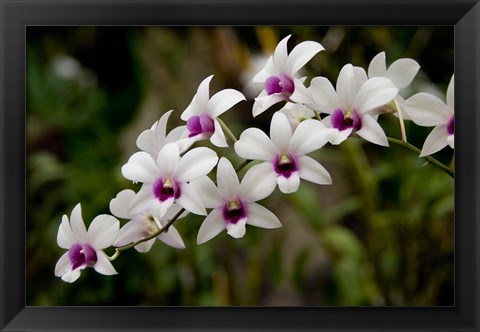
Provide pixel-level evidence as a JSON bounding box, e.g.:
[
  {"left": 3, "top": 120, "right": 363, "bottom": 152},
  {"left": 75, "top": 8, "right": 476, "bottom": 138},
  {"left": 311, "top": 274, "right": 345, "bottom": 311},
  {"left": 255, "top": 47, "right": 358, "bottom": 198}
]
[{"left": 1, "top": 0, "right": 479, "bottom": 331}]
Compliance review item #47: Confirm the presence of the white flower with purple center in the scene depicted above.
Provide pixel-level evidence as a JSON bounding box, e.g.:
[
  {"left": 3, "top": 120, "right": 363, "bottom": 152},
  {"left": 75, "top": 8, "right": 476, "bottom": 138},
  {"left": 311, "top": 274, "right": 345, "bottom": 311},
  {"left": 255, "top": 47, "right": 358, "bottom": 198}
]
[
  {"left": 136, "top": 110, "right": 192, "bottom": 159},
  {"left": 121, "top": 142, "right": 218, "bottom": 217},
  {"left": 192, "top": 157, "right": 280, "bottom": 244},
  {"left": 368, "top": 51, "right": 420, "bottom": 91},
  {"left": 179, "top": 75, "right": 245, "bottom": 147},
  {"left": 54, "top": 203, "right": 120, "bottom": 283},
  {"left": 110, "top": 189, "right": 186, "bottom": 252},
  {"left": 252, "top": 34, "right": 324, "bottom": 117},
  {"left": 235, "top": 111, "right": 333, "bottom": 194},
  {"left": 404, "top": 75, "right": 454, "bottom": 156},
  {"left": 291, "top": 64, "right": 398, "bottom": 146}
]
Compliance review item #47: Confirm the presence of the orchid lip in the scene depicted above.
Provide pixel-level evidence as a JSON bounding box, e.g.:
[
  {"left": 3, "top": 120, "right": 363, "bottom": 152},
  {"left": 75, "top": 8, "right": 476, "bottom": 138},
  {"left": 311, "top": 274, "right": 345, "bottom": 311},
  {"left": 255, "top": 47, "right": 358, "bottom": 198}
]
[
  {"left": 265, "top": 73, "right": 294, "bottom": 96},
  {"left": 68, "top": 243, "right": 97, "bottom": 270},
  {"left": 331, "top": 108, "right": 362, "bottom": 132},
  {"left": 274, "top": 153, "right": 298, "bottom": 178},
  {"left": 153, "top": 177, "right": 181, "bottom": 202},
  {"left": 222, "top": 199, "right": 247, "bottom": 225},
  {"left": 187, "top": 114, "right": 215, "bottom": 138},
  {"left": 447, "top": 116, "right": 454, "bottom": 136}
]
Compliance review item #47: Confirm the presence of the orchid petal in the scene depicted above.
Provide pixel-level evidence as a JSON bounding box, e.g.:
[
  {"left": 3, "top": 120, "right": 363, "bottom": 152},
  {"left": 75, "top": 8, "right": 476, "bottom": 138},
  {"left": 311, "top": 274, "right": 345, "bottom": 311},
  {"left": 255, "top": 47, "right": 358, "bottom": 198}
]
[
  {"left": 235, "top": 128, "right": 277, "bottom": 161},
  {"left": 356, "top": 114, "right": 389, "bottom": 146},
  {"left": 246, "top": 203, "right": 282, "bottom": 229},
  {"left": 94, "top": 251, "right": 118, "bottom": 275},
  {"left": 289, "top": 119, "right": 330, "bottom": 155},
  {"left": 122, "top": 151, "right": 159, "bottom": 184},
  {"left": 405, "top": 93, "right": 450, "bottom": 126},
  {"left": 174, "top": 147, "right": 218, "bottom": 182},
  {"left": 252, "top": 57, "right": 276, "bottom": 83},
  {"left": 386, "top": 58, "right": 420, "bottom": 89},
  {"left": 208, "top": 89, "right": 246, "bottom": 118},
  {"left": 197, "top": 209, "right": 226, "bottom": 244},
  {"left": 157, "top": 143, "right": 180, "bottom": 177},
  {"left": 70, "top": 203, "right": 88, "bottom": 243},
  {"left": 113, "top": 216, "right": 150, "bottom": 248},
  {"left": 368, "top": 52, "right": 387, "bottom": 78},
  {"left": 309, "top": 76, "right": 341, "bottom": 114},
  {"left": 239, "top": 162, "right": 276, "bottom": 202},
  {"left": 226, "top": 219, "right": 247, "bottom": 239},
  {"left": 157, "top": 226, "right": 185, "bottom": 249},
  {"left": 88, "top": 215, "right": 120, "bottom": 250},
  {"left": 109, "top": 189, "right": 136, "bottom": 219},
  {"left": 134, "top": 239, "right": 156, "bottom": 253},
  {"left": 270, "top": 112, "right": 293, "bottom": 152},
  {"left": 61, "top": 269, "right": 82, "bottom": 283},
  {"left": 272, "top": 35, "right": 291, "bottom": 72},
  {"left": 447, "top": 75, "right": 454, "bottom": 114},
  {"left": 189, "top": 176, "right": 223, "bottom": 209},
  {"left": 57, "top": 214, "right": 77, "bottom": 249},
  {"left": 420, "top": 125, "right": 449, "bottom": 157},
  {"left": 252, "top": 94, "right": 286, "bottom": 117},
  {"left": 277, "top": 172, "right": 300, "bottom": 193},
  {"left": 354, "top": 77, "right": 398, "bottom": 114},
  {"left": 210, "top": 119, "right": 228, "bottom": 148},
  {"left": 336, "top": 64, "right": 357, "bottom": 109},
  {"left": 298, "top": 155, "right": 332, "bottom": 185},
  {"left": 181, "top": 75, "right": 213, "bottom": 120},
  {"left": 286, "top": 40, "right": 324, "bottom": 75},
  {"left": 217, "top": 157, "right": 240, "bottom": 199},
  {"left": 129, "top": 185, "right": 155, "bottom": 215},
  {"left": 55, "top": 252, "right": 72, "bottom": 277},
  {"left": 176, "top": 182, "right": 207, "bottom": 215}
]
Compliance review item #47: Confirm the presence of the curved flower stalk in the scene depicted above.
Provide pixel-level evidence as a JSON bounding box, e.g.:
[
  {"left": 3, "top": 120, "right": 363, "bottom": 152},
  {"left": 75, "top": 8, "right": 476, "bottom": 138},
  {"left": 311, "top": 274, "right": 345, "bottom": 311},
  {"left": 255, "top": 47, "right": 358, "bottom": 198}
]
[
  {"left": 110, "top": 189, "right": 186, "bottom": 251},
  {"left": 193, "top": 157, "right": 281, "bottom": 244},
  {"left": 291, "top": 64, "right": 398, "bottom": 146},
  {"left": 136, "top": 110, "right": 192, "bottom": 159},
  {"left": 121, "top": 142, "right": 219, "bottom": 217},
  {"left": 235, "top": 111, "right": 333, "bottom": 194},
  {"left": 252, "top": 34, "right": 324, "bottom": 117},
  {"left": 55, "top": 203, "right": 120, "bottom": 283},
  {"left": 179, "top": 75, "right": 246, "bottom": 148},
  {"left": 404, "top": 75, "right": 454, "bottom": 156}
]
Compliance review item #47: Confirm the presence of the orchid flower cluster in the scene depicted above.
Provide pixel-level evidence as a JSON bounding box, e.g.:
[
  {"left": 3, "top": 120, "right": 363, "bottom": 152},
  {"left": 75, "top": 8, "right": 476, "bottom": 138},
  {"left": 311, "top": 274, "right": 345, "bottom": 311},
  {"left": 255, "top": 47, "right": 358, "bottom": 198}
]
[{"left": 55, "top": 35, "right": 454, "bottom": 283}]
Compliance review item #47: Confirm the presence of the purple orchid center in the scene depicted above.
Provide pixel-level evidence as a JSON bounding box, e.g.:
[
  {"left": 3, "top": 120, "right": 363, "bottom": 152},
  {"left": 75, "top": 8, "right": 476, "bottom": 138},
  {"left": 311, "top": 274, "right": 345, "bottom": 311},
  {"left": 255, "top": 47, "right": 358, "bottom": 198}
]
[
  {"left": 447, "top": 116, "right": 454, "bottom": 135},
  {"left": 265, "top": 73, "right": 294, "bottom": 96},
  {"left": 153, "top": 177, "right": 181, "bottom": 202},
  {"left": 222, "top": 199, "right": 247, "bottom": 225},
  {"left": 331, "top": 108, "right": 362, "bottom": 132},
  {"left": 187, "top": 114, "right": 215, "bottom": 138},
  {"left": 68, "top": 243, "right": 97, "bottom": 270},
  {"left": 274, "top": 153, "right": 298, "bottom": 179}
]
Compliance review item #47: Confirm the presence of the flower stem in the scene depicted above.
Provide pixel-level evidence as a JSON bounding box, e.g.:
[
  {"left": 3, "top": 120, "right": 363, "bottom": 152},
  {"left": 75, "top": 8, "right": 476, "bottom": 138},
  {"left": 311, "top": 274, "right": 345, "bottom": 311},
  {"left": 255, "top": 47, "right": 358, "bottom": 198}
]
[
  {"left": 387, "top": 137, "right": 454, "bottom": 178},
  {"left": 217, "top": 117, "right": 238, "bottom": 143},
  {"left": 314, "top": 111, "right": 321, "bottom": 121},
  {"left": 393, "top": 98, "right": 407, "bottom": 142}
]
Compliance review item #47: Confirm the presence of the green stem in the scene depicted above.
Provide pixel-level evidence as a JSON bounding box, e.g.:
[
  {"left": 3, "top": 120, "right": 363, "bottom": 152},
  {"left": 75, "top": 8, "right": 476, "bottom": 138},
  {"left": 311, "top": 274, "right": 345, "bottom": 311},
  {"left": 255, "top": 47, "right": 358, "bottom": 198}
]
[
  {"left": 217, "top": 117, "right": 238, "bottom": 143},
  {"left": 387, "top": 137, "right": 454, "bottom": 178},
  {"left": 314, "top": 111, "right": 321, "bottom": 121},
  {"left": 393, "top": 98, "right": 408, "bottom": 142}
]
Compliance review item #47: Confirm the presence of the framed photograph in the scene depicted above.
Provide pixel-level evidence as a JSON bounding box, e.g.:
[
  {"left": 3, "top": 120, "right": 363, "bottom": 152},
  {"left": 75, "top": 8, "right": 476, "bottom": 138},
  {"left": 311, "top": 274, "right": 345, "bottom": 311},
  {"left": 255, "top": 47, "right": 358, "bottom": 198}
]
[{"left": 1, "top": 0, "right": 479, "bottom": 331}]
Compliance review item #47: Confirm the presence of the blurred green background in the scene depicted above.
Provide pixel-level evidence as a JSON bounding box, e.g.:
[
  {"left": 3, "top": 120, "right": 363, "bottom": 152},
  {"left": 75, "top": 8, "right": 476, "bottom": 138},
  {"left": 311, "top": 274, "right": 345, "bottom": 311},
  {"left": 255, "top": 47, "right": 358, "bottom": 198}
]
[{"left": 26, "top": 26, "right": 454, "bottom": 306}]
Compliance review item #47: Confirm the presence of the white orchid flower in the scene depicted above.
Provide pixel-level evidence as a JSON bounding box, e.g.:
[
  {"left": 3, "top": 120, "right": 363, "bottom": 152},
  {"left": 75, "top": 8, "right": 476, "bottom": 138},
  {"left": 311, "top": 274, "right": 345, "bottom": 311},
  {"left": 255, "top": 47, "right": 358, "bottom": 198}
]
[
  {"left": 252, "top": 35, "right": 324, "bottom": 117},
  {"left": 404, "top": 75, "right": 454, "bottom": 156},
  {"left": 192, "top": 157, "right": 281, "bottom": 244},
  {"left": 110, "top": 189, "right": 186, "bottom": 252},
  {"left": 291, "top": 64, "right": 398, "bottom": 146},
  {"left": 179, "top": 75, "right": 245, "bottom": 148},
  {"left": 279, "top": 102, "right": 315, "bottom": 131},
  {"left": 121, "top": 142, "right": 218, "bottom": 217},
  {"left": 55, "top": 203, "right": 120, "bottom": 283},
  {"left": 136, "top": 110, "right": 192, "bottom": 159},
  {"left": 368, "top": 51, "right": 420, "bottom": 90},
  {"left": 235, "top": 112, "right": 333, "bottom": 194}
]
